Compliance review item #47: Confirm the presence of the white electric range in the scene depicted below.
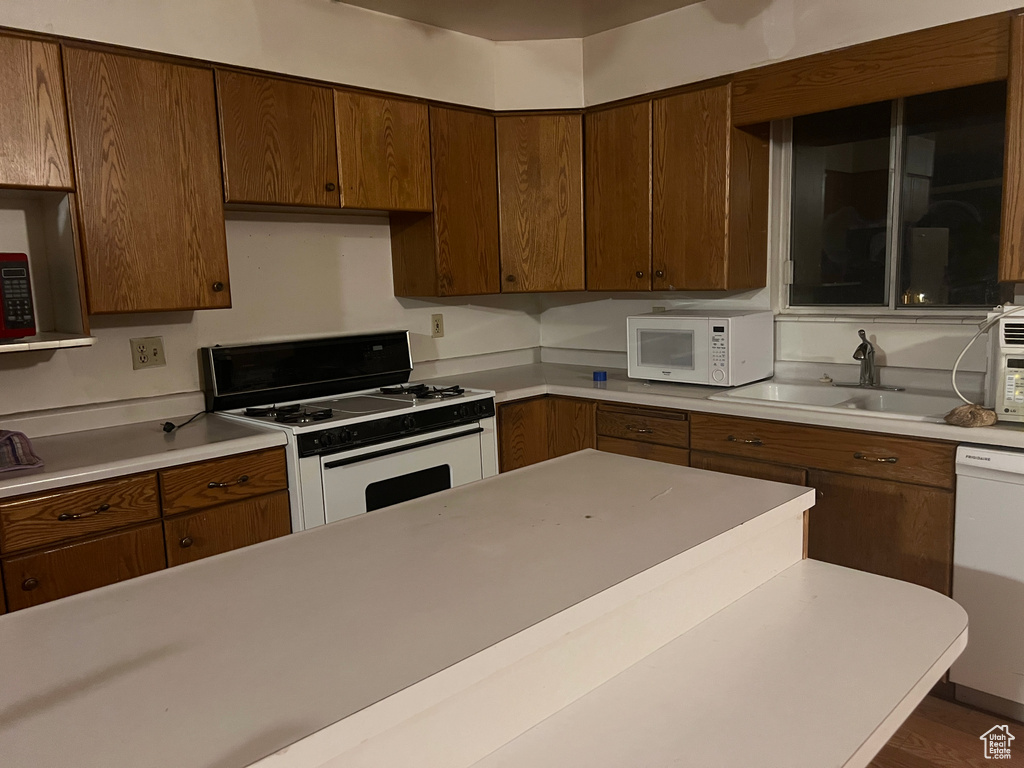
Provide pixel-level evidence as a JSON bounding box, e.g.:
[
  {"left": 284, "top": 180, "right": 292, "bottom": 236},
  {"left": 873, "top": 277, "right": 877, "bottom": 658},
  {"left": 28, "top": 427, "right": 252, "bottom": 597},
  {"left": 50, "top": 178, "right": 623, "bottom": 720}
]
[{"left": 203, "top": 332, "right": 498, "bottom": 531}]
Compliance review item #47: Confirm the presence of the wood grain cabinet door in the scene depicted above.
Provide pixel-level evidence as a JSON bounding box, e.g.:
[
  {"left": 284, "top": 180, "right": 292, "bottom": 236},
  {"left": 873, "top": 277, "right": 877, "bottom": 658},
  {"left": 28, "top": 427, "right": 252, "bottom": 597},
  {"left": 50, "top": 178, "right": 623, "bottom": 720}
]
[
  {"left": 64, "top": 47, "right": 230, "bottom": 312},
  {"left": 497, "top": 113, "right": 584, "bottom": 292},
  {"left": 653, "top": 84, "right": 769, "bottom": 291},
  {"left": 585, "top": 102, "right": 652, "bottom": 291},
  {"left": 498, "top": 398, "right": 549, "bottom": 472},
  {"left": 690, "top": 451, "right": 807, "bottom": 486},
  {"left": 0, "top": 35, "right": 72, "bottom": 189},
  {"left": 334, "top": 91, "right": 431, "bottom": 211},
  {"left": 547, "top": 397, "right": 596, "bottom": 459},
  {"left": 217, "top": 71, "right": 340, "bottom": 207},
  {"left": 429, "top": 106, "right": 501, "bottom": 296},
  {"left": 1, "top": 522, "right": 165, "bottom": 611},
  {"left": 1001, "top": 13, "right": 1024, "bottom": 282},
  {"left": 164, "top": 491, "right": 291, "bottom": 567},
  {"left": 806, "top": 470, "right": 954, "bottom": 595}
]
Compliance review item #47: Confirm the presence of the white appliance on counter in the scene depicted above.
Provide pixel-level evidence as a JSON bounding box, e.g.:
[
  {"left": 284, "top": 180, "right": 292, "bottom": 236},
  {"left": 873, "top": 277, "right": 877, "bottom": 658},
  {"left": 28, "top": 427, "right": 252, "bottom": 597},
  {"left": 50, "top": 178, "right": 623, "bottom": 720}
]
[
  {"left": 203, "top": 332, "right": 498, "bottom": 532},
  {"left": 951, "top": 444, "right": 1024, "bottom": 719},
  {"left": 986, "top": 306, "right": 1024, "bottom": 422},
  {"left": 626, "top": 309, "right": 774, "bottom": 386}
]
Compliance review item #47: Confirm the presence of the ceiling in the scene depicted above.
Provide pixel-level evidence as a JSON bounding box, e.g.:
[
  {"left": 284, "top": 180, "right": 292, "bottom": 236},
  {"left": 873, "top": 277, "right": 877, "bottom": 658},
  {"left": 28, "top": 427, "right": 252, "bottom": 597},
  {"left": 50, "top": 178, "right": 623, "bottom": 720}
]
[{"left": 333, "top": 0, "right": 705, "bottom": 41}]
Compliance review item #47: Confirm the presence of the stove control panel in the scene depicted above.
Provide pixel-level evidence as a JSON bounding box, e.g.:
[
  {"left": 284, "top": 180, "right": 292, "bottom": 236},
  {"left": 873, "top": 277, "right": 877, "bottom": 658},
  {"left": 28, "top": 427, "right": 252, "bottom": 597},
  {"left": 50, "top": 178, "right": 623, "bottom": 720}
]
[{"left": 297, "top": 397, "right": 495, "bottom": 458}]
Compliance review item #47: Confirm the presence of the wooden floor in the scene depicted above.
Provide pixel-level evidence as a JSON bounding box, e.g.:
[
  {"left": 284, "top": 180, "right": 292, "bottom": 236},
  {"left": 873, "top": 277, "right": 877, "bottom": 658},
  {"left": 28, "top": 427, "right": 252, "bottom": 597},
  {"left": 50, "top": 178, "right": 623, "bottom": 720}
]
[{"left": 870, "top": 695, "right": 1024, "bottom": 767}]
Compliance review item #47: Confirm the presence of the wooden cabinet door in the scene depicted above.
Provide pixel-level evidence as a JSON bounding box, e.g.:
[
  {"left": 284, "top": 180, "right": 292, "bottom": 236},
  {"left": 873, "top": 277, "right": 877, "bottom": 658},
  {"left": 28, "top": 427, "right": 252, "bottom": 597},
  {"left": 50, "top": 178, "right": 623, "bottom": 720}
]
[
  {"left": 430, "top": 106, "right": 501, "bottom": 296},
  {"left": 1, "top": 522, "right": 165, "bottom": 611},
  {"left": 585, "top": 102, "right": 652, "bottom": 291},
  {"left": 158, "top": 448, "right": 288, "bottom": 516},
  {"left": 164, "top": 491, "right": 291, "bottom": 567},
  {"left": 0, "top": 35, "right": 72, "bottom": 189},
  {"left": 217, "top": 71, "right": 340, "bottom": 207},
  {"left": 690, "top": 451, "right": 807, "bottom": 486},
  {"left": 498, "top": 398, "right": 549, "bottom": 472},
  {"left": 497, "top": 113, "right": 584, "bottom": 292},
  {"left": 653, "top": 85, "right": 769, "bottom": 291},
  {"left": 548, "top": 397, "right": 596, "bottom": 459},
  {"left": 806, "top": 470, "right": 954, "bottom": 595},
  {"left": 596, "top": 437, "right": 689, "bottom": 467},
  {"left": 653, "top": 85, "right": 730, "bottom": 290},
  {"left": 1001, "top": 13, "right": 1024, "bottom": 282},
  {"left": 64, "top": 48, "right": 230, "bottom": 312},
  {"left": 334, "top": 91, "right": 431, "bottom": 211}
]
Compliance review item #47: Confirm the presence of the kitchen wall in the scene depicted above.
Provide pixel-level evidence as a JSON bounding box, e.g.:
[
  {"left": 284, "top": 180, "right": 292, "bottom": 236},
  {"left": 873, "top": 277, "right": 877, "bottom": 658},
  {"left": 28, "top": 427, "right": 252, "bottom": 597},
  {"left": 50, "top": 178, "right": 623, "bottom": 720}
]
[
  {"left": 0, "top": 214, "right": 541, "bottom": 415},
  {"left": 0, "top": 0, "right": 583, "bottom": 110}
]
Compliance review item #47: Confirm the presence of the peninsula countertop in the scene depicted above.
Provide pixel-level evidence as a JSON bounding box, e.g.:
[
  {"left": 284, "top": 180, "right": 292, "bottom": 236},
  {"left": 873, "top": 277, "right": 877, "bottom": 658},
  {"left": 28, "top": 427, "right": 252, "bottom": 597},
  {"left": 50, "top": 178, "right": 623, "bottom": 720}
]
[
  {"left": 0, "top": 414, "right": 287, "bottom": 499},
  {"left": 423, "top": 362, "right": 1024, "bottom": 449},
  {"left": 0, "top": 450, "right": 813, "bottom": 768}
]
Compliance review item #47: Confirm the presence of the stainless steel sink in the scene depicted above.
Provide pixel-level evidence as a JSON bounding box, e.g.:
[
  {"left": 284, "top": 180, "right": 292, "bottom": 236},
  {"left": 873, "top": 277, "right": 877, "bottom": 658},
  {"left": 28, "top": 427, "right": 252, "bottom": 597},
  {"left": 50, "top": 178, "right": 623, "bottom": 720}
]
[{"left": 708, "top": 380, "right": 963, "bottom": 423}]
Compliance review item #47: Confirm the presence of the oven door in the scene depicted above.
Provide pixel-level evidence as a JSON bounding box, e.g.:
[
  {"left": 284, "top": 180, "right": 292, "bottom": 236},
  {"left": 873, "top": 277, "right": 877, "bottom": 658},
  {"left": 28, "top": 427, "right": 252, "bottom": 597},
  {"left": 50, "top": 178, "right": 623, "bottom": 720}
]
[{"left": 320, "top": 424, "right": 486, "bottom": 524}]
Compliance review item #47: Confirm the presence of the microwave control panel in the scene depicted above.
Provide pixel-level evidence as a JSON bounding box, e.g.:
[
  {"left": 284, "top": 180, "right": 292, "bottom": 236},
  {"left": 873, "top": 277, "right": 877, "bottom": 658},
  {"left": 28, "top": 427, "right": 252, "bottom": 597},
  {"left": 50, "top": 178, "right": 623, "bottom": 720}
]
[
  {"left": 710, "top": 324, "right": 728, "bottom": 383},
  {"left": 0, "top": 253, "right": 36, "bottom": 339},
  {"left": 997, "top": 356, "right": 1024, "bottom": 422}
]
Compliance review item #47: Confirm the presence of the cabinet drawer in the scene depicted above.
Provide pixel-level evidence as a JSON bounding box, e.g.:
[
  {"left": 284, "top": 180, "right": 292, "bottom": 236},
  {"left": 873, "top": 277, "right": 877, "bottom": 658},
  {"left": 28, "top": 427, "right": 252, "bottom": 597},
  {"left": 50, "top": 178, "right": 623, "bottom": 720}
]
[
  {"left": 164, "top": 491, "right": 291, "bottom": 567},
  {"left": 690, "top": 414, "right": 955, "bottom": 489},
  {"left": 159, "top": 448, "right": 288, "bottom": 515},
  {"left": 597, "top": 436, "right": 689, "bottom": 467},
  {"left": 690, "top": 451, "right": 807, "bottom": 486},
  {"left": 0, "top": 474, "right": 159, "bottom": 554},
  {"left": 1, "top": 522, "right": 165, "bottom": 611},
  {"left": 596, "top": 405, "right": 688, "bottom": 448}
]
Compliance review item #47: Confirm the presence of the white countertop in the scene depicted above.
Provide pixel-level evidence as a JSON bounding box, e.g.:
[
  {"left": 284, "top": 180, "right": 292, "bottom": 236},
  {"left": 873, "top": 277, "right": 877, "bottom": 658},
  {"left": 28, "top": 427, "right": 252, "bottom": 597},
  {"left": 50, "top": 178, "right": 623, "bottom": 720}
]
[
  {"left": 0, "top": 451, "right": 812, "bottom": 768},
  {"left": 425, "top": 363, "right": 1024, "bottom": 449},
  {"left": 0, "top": 414, "right": 287, "bottom": 499}
]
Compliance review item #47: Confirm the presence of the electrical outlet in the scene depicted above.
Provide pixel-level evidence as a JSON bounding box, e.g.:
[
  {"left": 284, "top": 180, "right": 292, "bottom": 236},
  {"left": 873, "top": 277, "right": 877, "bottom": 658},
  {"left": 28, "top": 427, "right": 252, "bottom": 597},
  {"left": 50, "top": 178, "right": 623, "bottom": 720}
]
[
  {"left": 431, "top": 313, "right": 445, "bottom": 339},
  {"left": 130, "top": 336, "right": 166, "bottom": 370}
]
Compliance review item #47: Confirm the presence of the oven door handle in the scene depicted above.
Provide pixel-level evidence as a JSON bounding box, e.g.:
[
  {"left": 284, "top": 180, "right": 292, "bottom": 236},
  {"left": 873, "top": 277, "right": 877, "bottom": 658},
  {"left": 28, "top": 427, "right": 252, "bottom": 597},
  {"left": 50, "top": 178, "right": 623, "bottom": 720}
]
[{"left": 323, "top": 428, "right": 484, "bottom": 469}]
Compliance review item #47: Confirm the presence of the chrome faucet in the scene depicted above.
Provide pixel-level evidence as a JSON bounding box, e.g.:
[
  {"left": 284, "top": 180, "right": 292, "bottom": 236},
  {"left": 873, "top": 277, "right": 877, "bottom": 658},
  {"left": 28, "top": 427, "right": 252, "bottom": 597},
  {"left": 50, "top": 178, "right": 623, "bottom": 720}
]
[
  {"left": 833, "top": 329, "right": 904, "bottom": 391},
  {"left": 853, "top": 329, "right": 878, "bottom": 386}
]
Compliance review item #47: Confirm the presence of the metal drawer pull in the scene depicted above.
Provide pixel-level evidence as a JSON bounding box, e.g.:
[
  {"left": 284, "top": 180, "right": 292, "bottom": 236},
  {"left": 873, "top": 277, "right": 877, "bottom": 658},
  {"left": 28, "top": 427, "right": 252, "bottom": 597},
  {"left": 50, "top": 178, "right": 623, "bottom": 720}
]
[
  {"left": 58, "top": 503, "right": 110, "bottom": 521},
  {"left": 854, "top": 452, "right": 898, "bottom": 464},
  {"left": 626, "top": 425, "right": 654, "bottom": 434},
  {"left": 208, "top": 475, "right": 249, "bottom": 489},
  {"left": 727, "top": 435, "right": 764, "bottom": 446}
]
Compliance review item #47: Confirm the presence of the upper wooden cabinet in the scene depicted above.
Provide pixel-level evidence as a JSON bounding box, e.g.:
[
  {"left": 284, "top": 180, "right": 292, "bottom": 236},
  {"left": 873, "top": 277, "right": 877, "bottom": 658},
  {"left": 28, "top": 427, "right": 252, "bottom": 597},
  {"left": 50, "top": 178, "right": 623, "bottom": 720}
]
[
  {"left": 653, "top": 84, "right": 769, "bottom": 291},
  {"left": 0, "top": 35, "right": 72, "bottom": 190},
  {"left": 217, "top": 71, "right": 340, "bottom": 207},
  {"left": 585, "top": 101, "right": 652, "bottom": 292},
  {"left": 1001, "top": 13, "right": 1024, "bottom": 282},
  {"left": 496, "top": 113, "right": 584, "bottom": 292},
  {"left": 64, "top": 48, "right": 230, "bottom": 313},
  {"left": 390, "top": 106, "right": 500, "bottom": 297},
  {"left": 334, "top": 91, "right": 431, "bottom": 211}
]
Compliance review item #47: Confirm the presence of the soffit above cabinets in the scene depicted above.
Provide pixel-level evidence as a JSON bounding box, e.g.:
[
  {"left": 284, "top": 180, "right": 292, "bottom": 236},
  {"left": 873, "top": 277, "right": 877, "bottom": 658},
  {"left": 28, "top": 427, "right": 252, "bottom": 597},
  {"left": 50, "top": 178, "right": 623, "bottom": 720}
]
[{"left": 331, "top": 0, "right": 704, "bottom": 41}]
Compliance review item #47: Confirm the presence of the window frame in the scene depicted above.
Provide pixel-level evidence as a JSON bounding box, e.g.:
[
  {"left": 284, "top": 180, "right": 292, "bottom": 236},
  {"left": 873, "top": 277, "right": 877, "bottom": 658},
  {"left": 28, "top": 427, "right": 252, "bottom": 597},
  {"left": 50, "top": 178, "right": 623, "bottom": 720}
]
[{"left": 771, "top": 96, "right": 998, "bottom": 320}]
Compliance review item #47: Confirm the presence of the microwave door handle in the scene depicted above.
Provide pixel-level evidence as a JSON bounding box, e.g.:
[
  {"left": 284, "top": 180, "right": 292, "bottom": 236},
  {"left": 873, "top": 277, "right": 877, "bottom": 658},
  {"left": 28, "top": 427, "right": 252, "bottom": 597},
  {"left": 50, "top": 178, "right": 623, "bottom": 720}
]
[{"left": 323, "top": 428, "right": 484, "bottom": 469}]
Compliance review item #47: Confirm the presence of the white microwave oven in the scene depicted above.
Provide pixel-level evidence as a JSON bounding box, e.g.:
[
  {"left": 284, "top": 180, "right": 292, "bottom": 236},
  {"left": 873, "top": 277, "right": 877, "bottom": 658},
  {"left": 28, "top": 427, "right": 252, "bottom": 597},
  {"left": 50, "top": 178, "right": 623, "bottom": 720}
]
[{"left": 627, "top": 310, "right": 774, "bottom": 386}]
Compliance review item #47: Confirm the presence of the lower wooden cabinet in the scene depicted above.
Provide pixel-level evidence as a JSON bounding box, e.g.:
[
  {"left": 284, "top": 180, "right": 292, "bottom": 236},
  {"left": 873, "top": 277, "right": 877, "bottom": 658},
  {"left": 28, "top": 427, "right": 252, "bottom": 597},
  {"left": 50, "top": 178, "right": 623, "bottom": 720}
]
[
  {"left": 164, "top": 491, "right": 291, "bottom": 567},
  {"left": 597, "top": 436, "right": 689, "bottom": 467},
  {"left": 690, "top": 451, "right": 807, "bottom": 486},
  {"left": 2, "top": 523, "right": 165, "bottom": 611},
  {"left": 806, "top": 471, "right": 954, "bottom": 595},
  {"left": 498, "top": 396, "right": 596, "bottom": 472}
]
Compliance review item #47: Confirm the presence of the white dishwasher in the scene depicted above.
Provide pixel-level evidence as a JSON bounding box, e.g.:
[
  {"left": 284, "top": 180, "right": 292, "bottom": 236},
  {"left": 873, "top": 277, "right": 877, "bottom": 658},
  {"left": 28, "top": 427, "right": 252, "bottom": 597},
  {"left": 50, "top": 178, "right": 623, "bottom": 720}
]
[{"left": 951, "top": 444, "right": 1024, "bottom": 720}]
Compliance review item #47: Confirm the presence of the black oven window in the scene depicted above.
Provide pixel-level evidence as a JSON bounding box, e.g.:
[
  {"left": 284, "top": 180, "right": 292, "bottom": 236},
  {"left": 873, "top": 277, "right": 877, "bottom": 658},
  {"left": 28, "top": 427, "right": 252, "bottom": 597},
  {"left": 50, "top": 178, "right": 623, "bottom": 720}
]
[{"left": 365, "top": 465, "right": 453, "bottom": 512}]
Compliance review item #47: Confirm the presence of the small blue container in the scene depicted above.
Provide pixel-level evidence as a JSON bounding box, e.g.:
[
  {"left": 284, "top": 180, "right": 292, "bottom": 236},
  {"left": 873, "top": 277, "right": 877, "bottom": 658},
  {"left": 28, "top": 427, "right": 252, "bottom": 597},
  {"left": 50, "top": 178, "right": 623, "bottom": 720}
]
[{"left": 593, "top": 370, "right": 607, "bottom": 382}]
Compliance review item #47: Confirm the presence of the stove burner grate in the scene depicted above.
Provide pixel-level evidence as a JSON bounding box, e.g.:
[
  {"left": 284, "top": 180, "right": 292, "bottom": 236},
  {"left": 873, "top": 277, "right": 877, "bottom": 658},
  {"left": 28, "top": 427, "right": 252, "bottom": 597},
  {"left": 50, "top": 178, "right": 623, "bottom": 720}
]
[
  {"left": 275, "top": 407, "right": 334, "bottom": 424},
  {"left": 380, "top": 384, "right": 465, "bottom": 399}
]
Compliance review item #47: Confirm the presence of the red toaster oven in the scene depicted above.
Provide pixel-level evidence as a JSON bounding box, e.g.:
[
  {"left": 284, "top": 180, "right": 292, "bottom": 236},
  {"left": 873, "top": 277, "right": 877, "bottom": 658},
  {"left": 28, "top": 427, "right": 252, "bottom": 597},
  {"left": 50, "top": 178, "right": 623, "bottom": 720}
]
[{"left": 0, "top": 253, "right": 36, "bottom": 339}]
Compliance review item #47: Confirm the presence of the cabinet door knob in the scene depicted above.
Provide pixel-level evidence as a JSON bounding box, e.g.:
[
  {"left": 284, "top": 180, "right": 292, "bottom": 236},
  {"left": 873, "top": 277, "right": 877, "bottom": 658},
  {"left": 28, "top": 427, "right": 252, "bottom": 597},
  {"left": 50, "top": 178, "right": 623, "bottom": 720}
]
[
  {"left": 21, "top": 577, "right": 39, "bottom": 591},
  {"left": 635, "top": 271, "right": 644, "bottom": 278},
  {"left": 505, "top": 275, "right": 516, "bottom": 283},
  {"left": 325, "top": 182, "right": 337, "bottom": 192},
  {"left": 655, "top": 270, "right": 665, "bottom": 278},
  {"left": 212, "top": 281, "right": 225, "bottom": 292},
  {"left": 179, "top": 537, "right": 193, "bottom": 548}
]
